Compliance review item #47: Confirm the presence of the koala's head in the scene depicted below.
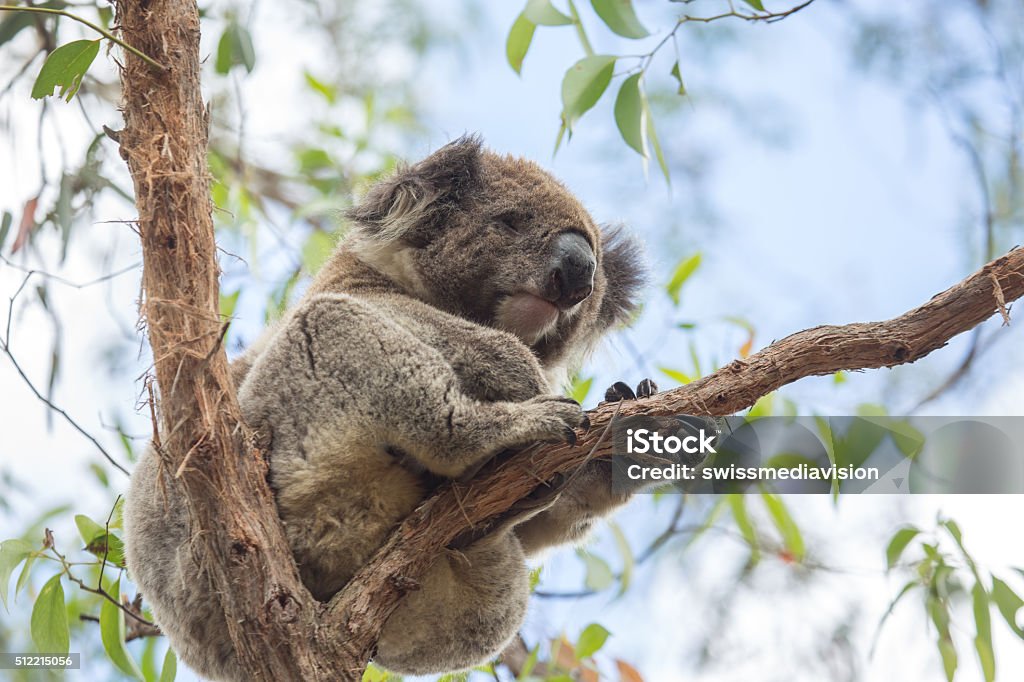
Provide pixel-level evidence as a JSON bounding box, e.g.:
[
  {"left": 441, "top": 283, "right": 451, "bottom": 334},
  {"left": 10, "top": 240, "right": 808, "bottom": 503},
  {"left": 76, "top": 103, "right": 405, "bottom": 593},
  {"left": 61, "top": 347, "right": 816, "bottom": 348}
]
[{"left": 345, "top": 135, "right": 645, "bottom": 368}]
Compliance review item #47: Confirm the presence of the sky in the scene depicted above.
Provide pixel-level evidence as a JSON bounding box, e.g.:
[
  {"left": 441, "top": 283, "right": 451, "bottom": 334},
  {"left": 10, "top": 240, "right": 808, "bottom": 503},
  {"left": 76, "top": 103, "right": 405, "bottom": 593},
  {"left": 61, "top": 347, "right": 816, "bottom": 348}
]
[{"left": 1, "top": 1, "right": 1023, "bottom": 681}]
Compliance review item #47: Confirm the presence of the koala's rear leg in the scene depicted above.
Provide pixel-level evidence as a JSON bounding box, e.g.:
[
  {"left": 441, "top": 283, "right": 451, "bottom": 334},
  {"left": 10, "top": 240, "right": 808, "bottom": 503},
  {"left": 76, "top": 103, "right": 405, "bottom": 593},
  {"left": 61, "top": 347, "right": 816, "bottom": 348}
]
[
  {"left": 375, "top": 535, "right": 528, "bottom": 676},
  {"left": 513, "top": 459, "right": 628, "bottom": 555}
]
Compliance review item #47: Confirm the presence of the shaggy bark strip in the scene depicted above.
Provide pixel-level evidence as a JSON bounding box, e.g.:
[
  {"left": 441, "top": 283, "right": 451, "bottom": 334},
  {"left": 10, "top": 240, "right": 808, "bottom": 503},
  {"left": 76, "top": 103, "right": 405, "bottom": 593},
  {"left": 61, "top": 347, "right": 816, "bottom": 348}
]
[
  {"left": 114, "top": 0, "right": 339, "bottom": 678},
  {"left": 112, "top": 1, "right": 1023, "bottom": 677}
]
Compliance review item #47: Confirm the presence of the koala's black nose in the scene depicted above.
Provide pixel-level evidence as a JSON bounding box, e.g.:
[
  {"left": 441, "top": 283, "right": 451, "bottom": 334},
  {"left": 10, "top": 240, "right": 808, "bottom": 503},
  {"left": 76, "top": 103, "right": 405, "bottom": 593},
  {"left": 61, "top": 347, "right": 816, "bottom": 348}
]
[{"left": 546, "top": 232, "right": 596, "bottom": 308}]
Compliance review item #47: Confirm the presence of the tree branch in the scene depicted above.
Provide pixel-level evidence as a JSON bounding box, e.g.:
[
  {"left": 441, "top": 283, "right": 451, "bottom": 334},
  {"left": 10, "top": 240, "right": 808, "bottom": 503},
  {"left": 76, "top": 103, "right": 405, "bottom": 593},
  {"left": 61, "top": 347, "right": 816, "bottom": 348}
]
[
  {"left": 113, "top": 2, "right": 1024, "bottom": 679},
  {"left": 321, "top": 246, "right": 1024, "bottom": 670}
]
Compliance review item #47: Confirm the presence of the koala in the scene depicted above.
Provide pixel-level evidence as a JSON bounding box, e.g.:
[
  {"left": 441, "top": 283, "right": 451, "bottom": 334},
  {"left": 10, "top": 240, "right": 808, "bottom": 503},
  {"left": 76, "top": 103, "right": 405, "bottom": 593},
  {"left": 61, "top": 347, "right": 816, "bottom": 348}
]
[{"left": 124, "top": 136, "right": 650, "bottom": 680}]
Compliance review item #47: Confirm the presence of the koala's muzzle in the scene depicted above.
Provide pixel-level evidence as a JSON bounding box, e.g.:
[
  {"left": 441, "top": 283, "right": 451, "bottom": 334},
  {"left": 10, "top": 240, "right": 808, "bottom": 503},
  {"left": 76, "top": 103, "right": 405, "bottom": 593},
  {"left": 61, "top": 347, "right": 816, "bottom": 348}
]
[{"left": 544, "top": 232, "right": 596, "bottom": 309}]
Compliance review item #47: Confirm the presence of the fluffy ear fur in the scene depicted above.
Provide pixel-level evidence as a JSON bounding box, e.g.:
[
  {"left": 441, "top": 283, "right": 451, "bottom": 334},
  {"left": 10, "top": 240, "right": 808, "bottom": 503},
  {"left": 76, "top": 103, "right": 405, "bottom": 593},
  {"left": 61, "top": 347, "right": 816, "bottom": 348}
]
[
  {"left": 347, "top": 134, "right": 483, "bottom": 242},
  {"left": 598, "top": 223, "right": 646, "bottom": 328}
]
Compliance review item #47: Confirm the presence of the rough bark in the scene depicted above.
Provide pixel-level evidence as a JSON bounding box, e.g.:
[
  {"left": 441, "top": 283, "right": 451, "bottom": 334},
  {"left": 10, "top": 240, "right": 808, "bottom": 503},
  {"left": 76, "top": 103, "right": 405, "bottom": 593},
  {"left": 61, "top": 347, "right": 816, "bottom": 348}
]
[
  {"left": 115, "top": 0, "right": 336, "bottom": 678},
  {"left": 113, "top": 0, "right": 1024, "bottom": 679}
]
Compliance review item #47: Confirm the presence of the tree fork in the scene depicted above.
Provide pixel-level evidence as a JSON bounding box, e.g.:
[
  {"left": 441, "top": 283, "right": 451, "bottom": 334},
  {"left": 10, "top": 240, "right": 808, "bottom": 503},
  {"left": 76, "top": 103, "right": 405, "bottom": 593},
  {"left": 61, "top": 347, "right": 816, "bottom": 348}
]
[{"left": 114, "top": 1, "right": 1024, "bottom": 679}]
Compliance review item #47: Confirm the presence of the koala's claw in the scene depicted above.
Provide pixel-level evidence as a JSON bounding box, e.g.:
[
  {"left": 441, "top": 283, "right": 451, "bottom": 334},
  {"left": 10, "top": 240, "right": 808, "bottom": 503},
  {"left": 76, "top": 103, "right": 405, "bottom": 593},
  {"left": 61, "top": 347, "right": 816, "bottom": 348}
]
[
  {"left": 636, "top": 378, "right": 658, "bottom": 399},
  {"left": 604, "top": 378, "right": 659, "bottom": 402},
  {"left": 604, "top": 381, "right": 636, "bottom": 402},
  {"left": 515, "top": 394, "right": 588, "bottom": 447}
]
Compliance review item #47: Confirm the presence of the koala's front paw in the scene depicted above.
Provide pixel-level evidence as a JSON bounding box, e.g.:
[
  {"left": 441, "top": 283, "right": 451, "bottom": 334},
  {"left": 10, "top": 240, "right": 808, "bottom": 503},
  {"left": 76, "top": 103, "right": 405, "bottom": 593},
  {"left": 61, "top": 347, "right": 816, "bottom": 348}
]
[
  {"left": 603, "top": 378, "right": 659, "bottom": 402},
  {"left": 514, "top": 395, "right": 590, "bottom": 446}
]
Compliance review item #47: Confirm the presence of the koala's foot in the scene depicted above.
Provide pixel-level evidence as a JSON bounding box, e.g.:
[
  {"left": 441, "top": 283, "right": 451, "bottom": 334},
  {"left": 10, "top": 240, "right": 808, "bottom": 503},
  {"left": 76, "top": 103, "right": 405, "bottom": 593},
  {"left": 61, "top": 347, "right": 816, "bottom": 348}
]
[
  {"left": 451, "top": 480, "right": 564, "bottom": 549},
  {"left": 636, "top": 377, "right": 658, "bottom": 398},
  {"left": 604, "top": 378, "right": 659, "bottom": 402},
  {"left": 511, "top": 395, "right": 590, "bottom": 446}
]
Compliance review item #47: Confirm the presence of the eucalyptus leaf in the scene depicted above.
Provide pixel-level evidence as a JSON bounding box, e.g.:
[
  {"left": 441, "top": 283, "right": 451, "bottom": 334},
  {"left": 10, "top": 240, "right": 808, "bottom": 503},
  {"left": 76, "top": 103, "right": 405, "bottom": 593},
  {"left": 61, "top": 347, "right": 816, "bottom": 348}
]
[
  {"left": 31, "top": 39, "right": 101, "bottom": 102},
  {"left": 524, "top": 0, "right": 573, "bottom": 26},
  {"left": 101, "top": 577, "right": 145, "bottom": 679},
  {"left": 160, "top": 647, "right": 178, "bottom": 682},
  {"left": 0, "top": 538, "right": 33, "bottom": 610},
  {"left": 666, "top": 252, "right": 701, "bottom": 305},
  {"left": 762, "top": 492, "right": 805, "bottom": 560},
  {"left": 614, "top": 73, "right": 647, "bottom": 157},
  {"left": 670, "top": 61, "right": 686, "bottom": 95},
  {"left": 575, "top": 623, "right": 610, "bottom": 659},
  {"left": 591, "top": 0, "right": 649, "bottom": 38},
  {"left": 560, "top": 55, "right": 616, "bottom": 133},
  {"left": 991, "top": 576, "right": 1024, "bottom": 639},
  {"left": 31, "top": 574, "right": 69, "bottom": 654},
  {"left": 885, "top": 526, "right": 920, "bottom": 570},
  {"left": 506, "top": 12, "right": 536, "bottom": 74}
]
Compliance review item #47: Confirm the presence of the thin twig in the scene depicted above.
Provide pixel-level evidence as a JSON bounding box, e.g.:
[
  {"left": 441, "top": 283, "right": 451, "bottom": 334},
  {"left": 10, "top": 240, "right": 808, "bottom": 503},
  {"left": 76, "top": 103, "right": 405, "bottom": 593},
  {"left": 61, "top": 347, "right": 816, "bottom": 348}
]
[
  {"left": 2, "top": 268, "right": 129, "bottom": 475},
  {"left": 0, "top": 6, "right": 167, "bottom": 71}
]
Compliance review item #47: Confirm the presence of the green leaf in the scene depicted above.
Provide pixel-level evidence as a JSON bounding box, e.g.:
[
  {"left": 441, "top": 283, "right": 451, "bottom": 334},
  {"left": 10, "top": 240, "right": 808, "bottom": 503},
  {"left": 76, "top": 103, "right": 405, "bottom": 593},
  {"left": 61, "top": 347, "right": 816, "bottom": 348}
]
[
  {"left": 101, "top": 577, "right": 145, "bottom": 679},
  {"left": 0, "top": 211, "right": 12, "bottom": 251},
  {"left": 614, "top": 73, "right": 647, "bottom": 157},
  {"left": 524, "top": 0, "right": 574, "bottom": 26},
  {"left": 991, "top": 576, "right": 1024, "bottom": 639},
  {"left": 528, "top": 566, "right": 543, "bottom": 593},
  {"left": 506, "top": 12, "right": 536, "bottom": 75},
  {"left": 942, "top": 518, "right": 980, "bottom": 579},
  {"left": 517, "top": 644, "right": 540, "bottom": 679},
  {"left": 567, "top": 375, "right": 593, "bottom": 404},
  {"left": 111, "top": 498, "right": 125, "bottom": 531},
  {"left": 560, "top": 55, "right": 616, "bottom": 133},
  {"left": 666, "top": 252, "right": 701, "bottom": 305},
  {"left": 577, "top": 550, "right": 614, "bottom": 591},
  {"left": 362, "top": 663, "right": 389, "bottom": 682},
  {"left": 215, "top": 22, "right": 256, "bottom": 75},
  {"left": 938, "top": 636, "right": 958, "bottom": 682},
  {"left": 15, "top": 553, "right": 36, "bottom": 598},
  {"left": 303, "top": 71, "right": 336, "bottom": 103},
  {"left": 0, "top": 538, "right": 33, "bottom": 610},
  {"left": 591, "top": 0, "right": 648, "bottom": 38},
  {"left": 160, "top": 647, "right": 177, "bottom": 682},
  {"left": 75, "top": 514, "right": 106, "bottom": 545},
  {"left": 31, "top": 39, "right": 101, "bottom": 102},
  {"left": 885, "top": 526, "right": 920, "bottom": 570},
  {"left": 870, "top": 580, "right": 920, "bottom": 656},
  {"left": 31, "top": 574, "right": 69, "bottom": 654},
  {"left": 576, "top": 623, "right": 611, "bottom": 659},
  {"left": 220, "top": 289, "right": 241, "bottom": 319},
  {"left": 644, "top": 96, "right": 670, "bottom": 183},
  {"left": 728, "top": 495, "right": 759, "bottom": 563},
  {"left": 86, "top": 533, "right": 126, "bottom": 568},
  {"left": 670, "top": 61, "right": 686, "bottom": 95},
  {"left": 972, "top": 581, "right": 995, "bottom": 682},
  {"left": 747, "top": 392, "right": 775, "bottom": 419},
  {"left": 658, "top": 367, "right": 691, "bottom": 385},
  {"left": 762, "top": 492, "right": 805, "bottom": 560},
  {"left": 608, "top": 521, "right": 634, "bottom": 596},
  {"left": 741, "top": 0, "right": 766, "bottom": 10},
  {"left": 928, "top": 594, "right": 956, "bottom": 681}
]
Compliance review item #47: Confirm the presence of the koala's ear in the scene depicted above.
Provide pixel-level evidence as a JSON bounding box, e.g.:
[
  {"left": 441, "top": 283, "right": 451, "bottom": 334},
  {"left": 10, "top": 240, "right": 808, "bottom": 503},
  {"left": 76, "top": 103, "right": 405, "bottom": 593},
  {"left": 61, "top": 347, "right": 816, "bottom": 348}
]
[
  {"left": 347, "top": 134, "right": 484, "bottom": 241},
  {"left": 598, "top": 224, "right": 647, "bottom": 328}
]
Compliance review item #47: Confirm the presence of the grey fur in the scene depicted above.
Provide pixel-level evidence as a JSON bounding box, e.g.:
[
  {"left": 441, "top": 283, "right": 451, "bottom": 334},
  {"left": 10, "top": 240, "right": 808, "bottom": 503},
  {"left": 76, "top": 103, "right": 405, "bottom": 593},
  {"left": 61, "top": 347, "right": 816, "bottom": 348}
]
[{"left": 124, "top": 136, "right": 647, "bottom": 679}]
